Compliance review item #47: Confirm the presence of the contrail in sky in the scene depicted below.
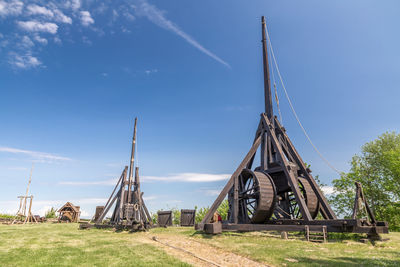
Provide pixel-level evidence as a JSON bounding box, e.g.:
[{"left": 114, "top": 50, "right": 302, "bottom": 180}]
[{"left": 134, "top": 0, "right": 231, "bottom": 68}]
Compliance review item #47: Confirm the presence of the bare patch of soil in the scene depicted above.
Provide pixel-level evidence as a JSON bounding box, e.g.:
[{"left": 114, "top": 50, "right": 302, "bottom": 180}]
[{"left": 137, "top": 232, "right": 270, "bottom": 267}]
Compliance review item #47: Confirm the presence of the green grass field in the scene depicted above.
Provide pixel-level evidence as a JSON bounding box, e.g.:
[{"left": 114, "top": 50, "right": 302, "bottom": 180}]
[
  {"left": 0, "top": 223, "right": 399, "bottom": 266},
  {"left": 0, "top": 223, "right": 188, "bottom": 267}
]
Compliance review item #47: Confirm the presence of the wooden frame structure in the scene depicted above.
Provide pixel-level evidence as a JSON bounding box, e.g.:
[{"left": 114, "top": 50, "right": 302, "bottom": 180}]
[
  {"left": 58, "top": 202, "right": 81, "bottom": 223},
  {"left": 95, "top": 118, "right": 152, "bottom": 230},
  {"left": 196, "top": 16, "right": 388, "bottom": 235},
  {"left": 12, "top": 164, "right": 37, "bottom": 224},
  {"left": 180, "top": 209, "right": 196, "bottom": 226},
  {"left": 157, "top": 211, "right": 172, "bottom": 227}
]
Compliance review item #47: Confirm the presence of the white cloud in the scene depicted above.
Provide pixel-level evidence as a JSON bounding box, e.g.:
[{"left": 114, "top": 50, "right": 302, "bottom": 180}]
[
  {"left": 142, "top": 173, "right": 230, "bottom": 182},
  {"left": 8, "top": 53, "right": 41, "bottom": 69},
  {"left": 199, "top": 189, "right": 221, "bottom": 196},
  {"left": 123, "top": 10, "right": 135, "bottom": 21},
  {"left": 0, "top": 146, "right": 71, "bottom": 161},
  {"left": 143, "top": 195, "right": 158, "bottom": 201},
  {"left": 0, "top": 198, "right": 108, "bottom": 216},
  {"left": 82, "top": 35, "right": 92, "bottom": 45},
  {"left": 80, "top": 209, "right": 89, "bottom": 217},
  {"left": 64, "top": 0, "right": 80, "bottom": 11},
  {"left": 20, "top": 35, "right": 34, "bottom": 48},
  {"left": 80, "top": 11, "right": 94, "bottom": 26},
  {"left": 321, "top": 186, "right": 335, "bottom": 195},
  {"left": 59, "top": 179, "right": 118, "bottom": 186},
  {"left": 135, "top": 0, "right": 230, "bottom": 68},
  {"left": 53, "top": 36, "right": 61, "bottom": 44},
  {"left": 0, "top": 0, "right": 23, "bottom": 17},
  {"left": 112, "top": 9, "right": 118, "bottom": 21},
  {"left": 71, "top": 0, "right": 81, "bottom": 11},
  {"left": 33, "top": 35, "right": 48, "bottom": 45},
  {"left": 17, "top": 21, "right": 58, "bottom": 34},
  {"left": 94, "top": 3, "right": 107, "bottom": 14},
  {"left": 53, "top": 9, "right": 72, "bottom": 24},
  {"left": 26, "top": 4, "right": 53, "bottom": 18},
  {"left": 145, "top": 68, "right": 157, "bottom": 75},
  {"left": 59, "top": 173, "right": 230, "bottom": 186},
  {"left": 7, "top": 166, "right": 28, "bottom": 171}
]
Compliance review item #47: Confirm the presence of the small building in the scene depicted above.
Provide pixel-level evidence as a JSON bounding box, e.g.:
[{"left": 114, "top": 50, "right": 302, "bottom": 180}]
[{"left": 58, "top": 202, "right": 81, "bottom": 223}]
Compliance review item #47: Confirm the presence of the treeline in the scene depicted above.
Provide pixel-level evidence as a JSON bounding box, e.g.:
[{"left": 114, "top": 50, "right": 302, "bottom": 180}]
[{"left": 329, "top": 132, "right": 400, "bottom": 230}]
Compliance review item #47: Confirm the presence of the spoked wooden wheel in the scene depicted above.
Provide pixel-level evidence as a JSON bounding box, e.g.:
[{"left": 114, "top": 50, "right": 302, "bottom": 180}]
[
  {"left": 286, "top": 177, "right": 319, "bottom": 219},
  {"left": 238, "top": 169, "right": 276, "bottom": 223}
]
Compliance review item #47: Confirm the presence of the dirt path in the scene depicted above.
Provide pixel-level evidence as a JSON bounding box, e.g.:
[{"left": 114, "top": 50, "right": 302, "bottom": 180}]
[{"left": 137, "top": 232, "right": 270, "bottom": 267}]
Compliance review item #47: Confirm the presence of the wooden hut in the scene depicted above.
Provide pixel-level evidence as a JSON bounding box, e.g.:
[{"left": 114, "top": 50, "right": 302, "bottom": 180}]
[{"left": 58, "top": 202, "right": 81, "bottom": 222}]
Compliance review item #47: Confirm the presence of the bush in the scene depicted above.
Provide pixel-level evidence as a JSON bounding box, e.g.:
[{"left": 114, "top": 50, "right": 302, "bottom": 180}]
[
  {"left": 45, "top": 207, "right": 57, "bottom": 219},
  {"left": 0, "top": 213, "right": 15, "bottom": 219},
  {"left": 195, "top": 199, "right": 230, "bottom": 223}
]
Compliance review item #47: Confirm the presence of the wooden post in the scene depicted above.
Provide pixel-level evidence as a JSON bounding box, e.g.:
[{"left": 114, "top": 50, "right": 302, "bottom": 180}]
[
  {"left": 118, "top": 166, "right": 128, "bottom": 223},
  {"left": 128, "top": 118, "right": 137, "bottom": 203},
  {"left": 281, "top": 231, "right": 288, "bottom": 240},
  {"left": 305, "top": 225, "right": 310, "bottom": 241},
  {"left": 261, "top": 16, "right": 273, "bottom": 119}
]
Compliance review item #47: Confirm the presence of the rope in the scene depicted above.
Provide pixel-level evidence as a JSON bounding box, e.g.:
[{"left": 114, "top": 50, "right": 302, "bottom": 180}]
[
  {"left": 135, "top": 120, "right": 139, "bottom": 168},
  {"left": 269, "top": 43, "right": 283, "bottom": 123},
  {"left": 265, "top": 25, "right": 342, "bottom": 175},
  {"left": 151, "top": 236, "right": 223, "bottom": 267}
]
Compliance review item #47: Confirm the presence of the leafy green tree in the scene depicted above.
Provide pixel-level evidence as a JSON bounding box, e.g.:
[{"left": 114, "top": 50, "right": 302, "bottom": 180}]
[
  {"left": 151, "top": 212, "right": 158, "bottom": 225},
  {"left": 195, "top": 206, "right": 209, "bottom": 224},
  {"left": 217, "top": 199, "right": 229, "bottom": 220},
  {"left": 330, "top": 132, "right": 400, "bottom": 230},
  {"left": 45, "top": 207, "right": 57, "bottom": 219},
  {"left": 171, "top": 208, "right": 181, "bottom": 225},
  {"left": 195, "top": 199, "right": 230, "bottom": 223}
]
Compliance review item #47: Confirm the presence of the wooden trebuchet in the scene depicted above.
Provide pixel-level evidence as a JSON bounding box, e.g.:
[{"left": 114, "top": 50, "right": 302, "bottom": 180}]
[
  {"left": 94, "top": 118, "right": 152, "bottom": 230},
  {"left": 12, "top": 164, "right": 38, "bottom": 224},
  {"left": 196, "top": 16, "right": 389, "bottom": 236}
]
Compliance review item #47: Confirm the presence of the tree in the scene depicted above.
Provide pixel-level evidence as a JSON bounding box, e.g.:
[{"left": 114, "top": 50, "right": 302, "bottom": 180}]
[
  {"left": 171, "top": 208, "right": 181, "bottom": 225},
  {"left": 330, "top": 132, "right": 400, "bottom": 230},
  {"left": 151, "top": 212, "right": 158, "bottom": 225},
  {"left": 195, "top": 199, "right": 230, "bottom": 223},
  {"left": 45, "top": 207, "right": 57, "bottom": 219}
]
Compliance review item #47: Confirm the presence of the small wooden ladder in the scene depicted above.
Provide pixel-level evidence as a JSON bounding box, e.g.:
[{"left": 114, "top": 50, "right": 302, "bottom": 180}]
[{"left": 305, "top": 225, "right": 328, "bottom": 242}]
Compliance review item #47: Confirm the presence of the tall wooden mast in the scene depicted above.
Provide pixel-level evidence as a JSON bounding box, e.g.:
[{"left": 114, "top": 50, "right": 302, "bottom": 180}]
[
  {"left": 261, "top": 16, "right": 273, "bottom": 119},
  {"left": 127, "top": 117, "right": 137, "bottom": 202}
]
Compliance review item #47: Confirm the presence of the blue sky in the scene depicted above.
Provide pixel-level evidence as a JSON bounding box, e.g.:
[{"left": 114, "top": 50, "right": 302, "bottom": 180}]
[{"left": 0, "top": 0, "right": 399, "bottom": 218}]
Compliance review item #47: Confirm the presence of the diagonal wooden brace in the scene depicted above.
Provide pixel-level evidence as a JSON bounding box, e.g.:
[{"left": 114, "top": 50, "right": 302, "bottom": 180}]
[
  {"left": 262, "top": 114, "right": 313, "bottom": 221},
  {"left": 198, "top": 133, "right": 262, "bottom": 229}
]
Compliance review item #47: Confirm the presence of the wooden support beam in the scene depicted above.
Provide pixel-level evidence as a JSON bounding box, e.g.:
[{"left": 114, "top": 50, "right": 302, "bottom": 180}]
[
  {"left": 199, "top": 133, "right": 262, "bottom": 228},
  {"left": 246, "top": 120, "right": 264, "bottom": 170},
  {"left": 274, "top": 117, "right": 337, "bottom": 219},
  {"left": 262, "top": 114, "right": 313, "bottom": 221},
  {"left": 95, "top": 170, "right": 124, "bottom": 223},
  {"left": 97, "top": 192, "right": 119, "bottom": 223},
  {"left": 117, "top": 166, "right": 128, "bottom": 223}
]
